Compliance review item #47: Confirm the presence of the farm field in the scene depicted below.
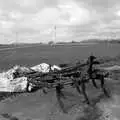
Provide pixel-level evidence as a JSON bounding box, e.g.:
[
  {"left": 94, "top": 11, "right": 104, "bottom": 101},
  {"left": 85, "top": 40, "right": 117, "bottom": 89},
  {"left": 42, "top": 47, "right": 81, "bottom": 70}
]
[
  {"left": 0, "top": 43, "right": 120, "bottom": 120},
  {"left": 0, "top": 43, "right": 120, "bottom": 71}
]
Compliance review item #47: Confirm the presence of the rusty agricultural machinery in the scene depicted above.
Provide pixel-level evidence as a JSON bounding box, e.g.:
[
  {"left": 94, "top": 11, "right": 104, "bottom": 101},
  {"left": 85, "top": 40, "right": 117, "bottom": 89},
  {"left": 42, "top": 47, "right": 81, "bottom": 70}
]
[
  {"left": 0, "top": 55, "right": 111, "bottom": 113},
  {"left": 21, "top": 55, "right": 110, "bottom": 112}
]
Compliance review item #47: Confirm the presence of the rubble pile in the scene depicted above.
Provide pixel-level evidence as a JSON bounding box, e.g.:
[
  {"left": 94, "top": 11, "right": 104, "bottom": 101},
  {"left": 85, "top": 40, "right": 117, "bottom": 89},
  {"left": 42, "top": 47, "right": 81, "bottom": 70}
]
[
  {"left": 31, "top": 63, "right": 61, "bottom": 73},
  {"left": 0, "top": 65, "right": 30, "bottom": 92},
  {"left": 0, "top": 64, "right": 61, "bottom": 93}
]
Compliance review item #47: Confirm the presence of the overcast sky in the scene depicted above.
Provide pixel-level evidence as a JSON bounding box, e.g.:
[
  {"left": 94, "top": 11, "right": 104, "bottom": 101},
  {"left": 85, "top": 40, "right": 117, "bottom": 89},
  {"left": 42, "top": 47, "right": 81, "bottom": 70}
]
[{"left": 0, "top": 0, "right": 120, "bottom": 44}]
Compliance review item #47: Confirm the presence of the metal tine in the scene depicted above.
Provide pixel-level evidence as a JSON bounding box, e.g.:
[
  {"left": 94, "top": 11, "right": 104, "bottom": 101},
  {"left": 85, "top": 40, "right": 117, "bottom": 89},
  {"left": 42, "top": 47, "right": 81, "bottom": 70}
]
[
  {"left": 5, "top": 55, "right": 110, "bottom": 113},
  {"left": 100, "top": 74, "right": 110, "bottom": 97},
  {"left": 79, "top": 75, "right": 90, "bottom": 104},
  {"left": 55, "top": 83, "right": 67, "bottom": 113}
]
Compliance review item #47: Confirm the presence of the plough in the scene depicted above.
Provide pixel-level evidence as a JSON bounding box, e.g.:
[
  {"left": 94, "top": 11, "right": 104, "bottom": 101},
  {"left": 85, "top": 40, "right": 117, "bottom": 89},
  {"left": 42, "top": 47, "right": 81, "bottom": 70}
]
[
  {"left": 23, "top": 55, "right": 110, "bottom": 112},
  {"left": 0, "top": 55, "right": 111, "bottom": 113}
]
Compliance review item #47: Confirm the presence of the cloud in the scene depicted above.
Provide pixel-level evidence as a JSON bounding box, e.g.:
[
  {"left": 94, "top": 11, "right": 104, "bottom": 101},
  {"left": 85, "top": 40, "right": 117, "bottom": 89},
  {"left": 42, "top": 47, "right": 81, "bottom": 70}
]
[
  {"left": 11, "top": 0, "right": 93, "bottom": 43},
  {"left": 116, "top": 11, "right": 120, "bottom": 16},
  {"left": 0, "top": 0, "right": 120, "bottom": 43},
  {"left": 0, "top": 0, "right": 101, "bottom": 29},
  {"left": 18, "top": 7, "right": 59, "bottom": 32},
  {"left": 0, "top": 9, "right": 23, "bottom": 33},
  {"left": 57, "top": 1, "right": 91, "bottom": 25},
  {"left": 0, "top": 20, "right": 15, "bottom": 29},
  {"left": 17, "top": 0, "right": 37, "bottom": 7},
  {"left": 0, "top": 20, "right": 15, "bottom": 34},
  {"left": 9, "top": 11, "right": 24, "bottom": 20},
  {"left": 17, "top": 0, "right": 92, "bottom": 32}
]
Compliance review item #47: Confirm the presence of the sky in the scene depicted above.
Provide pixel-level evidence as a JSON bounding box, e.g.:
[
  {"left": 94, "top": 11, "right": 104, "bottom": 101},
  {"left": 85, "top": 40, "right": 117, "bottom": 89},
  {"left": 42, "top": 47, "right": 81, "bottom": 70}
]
[{"left": 0, "top": 0, "right": 120, "bottom": 44}]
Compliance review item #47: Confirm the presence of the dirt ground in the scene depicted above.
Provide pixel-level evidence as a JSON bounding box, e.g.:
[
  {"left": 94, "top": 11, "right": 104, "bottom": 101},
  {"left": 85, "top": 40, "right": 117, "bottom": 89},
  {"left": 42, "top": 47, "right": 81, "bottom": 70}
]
[
  {"left": 0, "top": 79, "right": 120, "bottom": 120},
  {"left": 0, "top": 43, "right": 120, "bottom": 120},
  {"left": 0, "top": 43, "right": 120, "bottom": 71}
]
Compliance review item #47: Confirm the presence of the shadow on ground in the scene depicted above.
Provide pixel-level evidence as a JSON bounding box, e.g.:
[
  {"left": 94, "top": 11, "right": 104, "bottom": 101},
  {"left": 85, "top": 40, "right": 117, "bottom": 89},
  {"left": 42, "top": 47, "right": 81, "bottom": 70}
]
[{"left": 0, "top": 79, "right": 118, "bottom": 120}]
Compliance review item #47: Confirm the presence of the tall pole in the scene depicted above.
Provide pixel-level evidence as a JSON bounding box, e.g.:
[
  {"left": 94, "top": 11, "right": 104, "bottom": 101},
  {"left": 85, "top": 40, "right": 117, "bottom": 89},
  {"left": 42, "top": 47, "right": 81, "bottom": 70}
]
[
  {"left": 54, "top": 25, "right": 56, "bottom": 42},
  {"left": 15, "top": 31, "right": 18, "bottom": 47}
]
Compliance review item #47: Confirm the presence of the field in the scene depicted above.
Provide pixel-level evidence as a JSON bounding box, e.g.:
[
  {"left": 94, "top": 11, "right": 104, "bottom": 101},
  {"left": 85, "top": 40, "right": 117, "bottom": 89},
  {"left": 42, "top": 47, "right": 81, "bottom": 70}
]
[
  {"left": 0, "top": 43, "right": 120, "bottom": 70},
  {"left": 0, "top": 43, "right": 120, "bottom": 120}
]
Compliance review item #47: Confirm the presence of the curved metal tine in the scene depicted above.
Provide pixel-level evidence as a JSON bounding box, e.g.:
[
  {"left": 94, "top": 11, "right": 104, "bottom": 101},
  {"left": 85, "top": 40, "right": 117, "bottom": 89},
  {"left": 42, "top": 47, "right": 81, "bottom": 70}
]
[
  {"left": 81, "top": 79, "right": 90, "bottom": 104},
  {"left": 59, "top": 89, "right": 66, "bottom": 99},
  {"left": 92, "top": 69, "right": 104, "bottom": 89},
  {"left": 89, "top": 70, "right": 98, "bottom": 88},
  {"left": 91, "top": 78, "right": 98, "bottom": 89},
  {"left": 57, "top": 96, "right": 67, "bottom": 113},
  {"left": 100, "top": 75, "right": 104, "bottom": 88},
  {"left": 58, "top": 75, "right": 66, "bottom": 99},
  {"left": 61, "top": 85, "right": 66, "bottom": 99},
  {"left": 74, "top": 79, "right": 81, "bottom": 94},
  {"left": 56, "top": 83, "right": 66, "bottom": 99},
  {"left": 88, "top": 55, "right": 99, "bottom": 89},
  {"left": 26, "top": 81, "right": 30, "bottom": 92},
  {"left": 70, "top": 76, "right": 81, "bottom": 94},
  {"left": 102, "top": 87, "right": 110, "bottom": 98},
  {"left": 55, "top": 85, "right": 67, "bottom": 113},
  {"left": 75, "top": 84, "right": 81, "bottom": 94},
  {"left": 100, "top": 75, "right": 110, "bottom": 97}
]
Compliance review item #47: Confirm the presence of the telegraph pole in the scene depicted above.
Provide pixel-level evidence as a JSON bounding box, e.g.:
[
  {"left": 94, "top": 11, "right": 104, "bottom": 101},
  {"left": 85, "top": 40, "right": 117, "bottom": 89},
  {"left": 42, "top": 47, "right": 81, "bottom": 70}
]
[
  {"left": 15, "top": 31, "right": 18, "bottom": 47},
  {"left": 54, "top": 25, "right": 56, "bottom": 42}
]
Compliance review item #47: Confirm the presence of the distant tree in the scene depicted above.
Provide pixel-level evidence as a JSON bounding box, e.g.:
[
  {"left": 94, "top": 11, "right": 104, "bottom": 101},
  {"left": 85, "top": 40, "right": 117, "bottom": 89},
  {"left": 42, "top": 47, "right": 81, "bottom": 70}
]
[
  {"left": 48, "top": 41, "right": 54, "bottom": 45},
  {"left": 71, "top": 40, "right": 76, "bottom": 43}
]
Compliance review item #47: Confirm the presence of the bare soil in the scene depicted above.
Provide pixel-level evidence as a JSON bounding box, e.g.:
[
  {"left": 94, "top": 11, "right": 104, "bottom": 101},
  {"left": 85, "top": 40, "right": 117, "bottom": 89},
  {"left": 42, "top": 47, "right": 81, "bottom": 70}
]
[{"left": 0, "top": 43, "right": 120, "bottom": 120}]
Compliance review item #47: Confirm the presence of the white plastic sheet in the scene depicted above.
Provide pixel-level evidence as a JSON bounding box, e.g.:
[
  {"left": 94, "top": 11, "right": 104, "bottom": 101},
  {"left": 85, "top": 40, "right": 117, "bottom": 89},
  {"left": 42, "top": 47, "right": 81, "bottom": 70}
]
[
  {"left": 31, "top": 63, "right": 50, "bottom": 73},
  {"left": 0, "top": 64, "right": 61, "bottom": 92},
  {"left": 31, "top": 63, "right": 61, "bottom": 73},
  {"left": 0, "top": 66, "right": 29, "bottom": 92},
  {"left": 0, "top": 76, "right": 28, "bottom": 92}
]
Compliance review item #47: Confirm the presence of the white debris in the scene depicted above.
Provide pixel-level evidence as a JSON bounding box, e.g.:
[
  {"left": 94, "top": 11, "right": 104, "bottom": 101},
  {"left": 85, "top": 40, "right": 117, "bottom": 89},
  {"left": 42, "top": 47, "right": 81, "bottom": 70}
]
[
  {"left": 0, "top": 76, "right": 28, "bottom": 92},
  {"left": 31, "top": 63, "right": 50, "bottom": 73},
  {"left": 51, "top": 65, "right": 62, "bottom": 71},
  {"left": 31, "top": 63, "right": 61, "bottom": 73},
  {"left": 0, "top": 65, "right": 33, "bottom": 79},
  {"left": 0, "top": 65, "right": 31, "bottom": 92},
  {"left": 0, "top": 63, "right": 61, "bottom": 92},
  {"left": 27, "top": 83, "right": 33, "bottom": 92},
  {"left": 0, "top": 77, "right": 10, "bottom": 92},
  {"left": 9, "top": 77, "right": 28, "bottom": 92}
]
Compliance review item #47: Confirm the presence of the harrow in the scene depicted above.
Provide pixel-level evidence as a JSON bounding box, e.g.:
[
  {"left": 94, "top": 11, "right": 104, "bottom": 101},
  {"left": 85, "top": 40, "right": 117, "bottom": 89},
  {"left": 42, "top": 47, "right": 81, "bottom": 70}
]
[
  {"left": 0, "top": 55, "right": 111, "bottom": 113},
  {"left": 24, "top": 55, "right": 110, "bottom": 112}
]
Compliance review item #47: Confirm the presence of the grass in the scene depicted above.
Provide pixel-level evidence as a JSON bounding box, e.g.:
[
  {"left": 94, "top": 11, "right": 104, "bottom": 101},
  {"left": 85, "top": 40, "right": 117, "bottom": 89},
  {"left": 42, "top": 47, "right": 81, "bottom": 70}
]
[
  {"left": 0, "top": 43, "right": 120, "bottom": 120},
  {"left": 0, "top": 43, "right": 120, "bottom": 70}
]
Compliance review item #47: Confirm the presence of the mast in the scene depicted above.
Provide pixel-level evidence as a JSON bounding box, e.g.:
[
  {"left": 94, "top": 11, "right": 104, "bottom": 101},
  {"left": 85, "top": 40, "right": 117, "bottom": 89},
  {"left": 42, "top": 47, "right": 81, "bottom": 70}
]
[
  {"left": 54, "top": 25, "right": 56, "bottom": 42},
  {"left": 15, "top": 31, "right": 18, "bottom": 47}
]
